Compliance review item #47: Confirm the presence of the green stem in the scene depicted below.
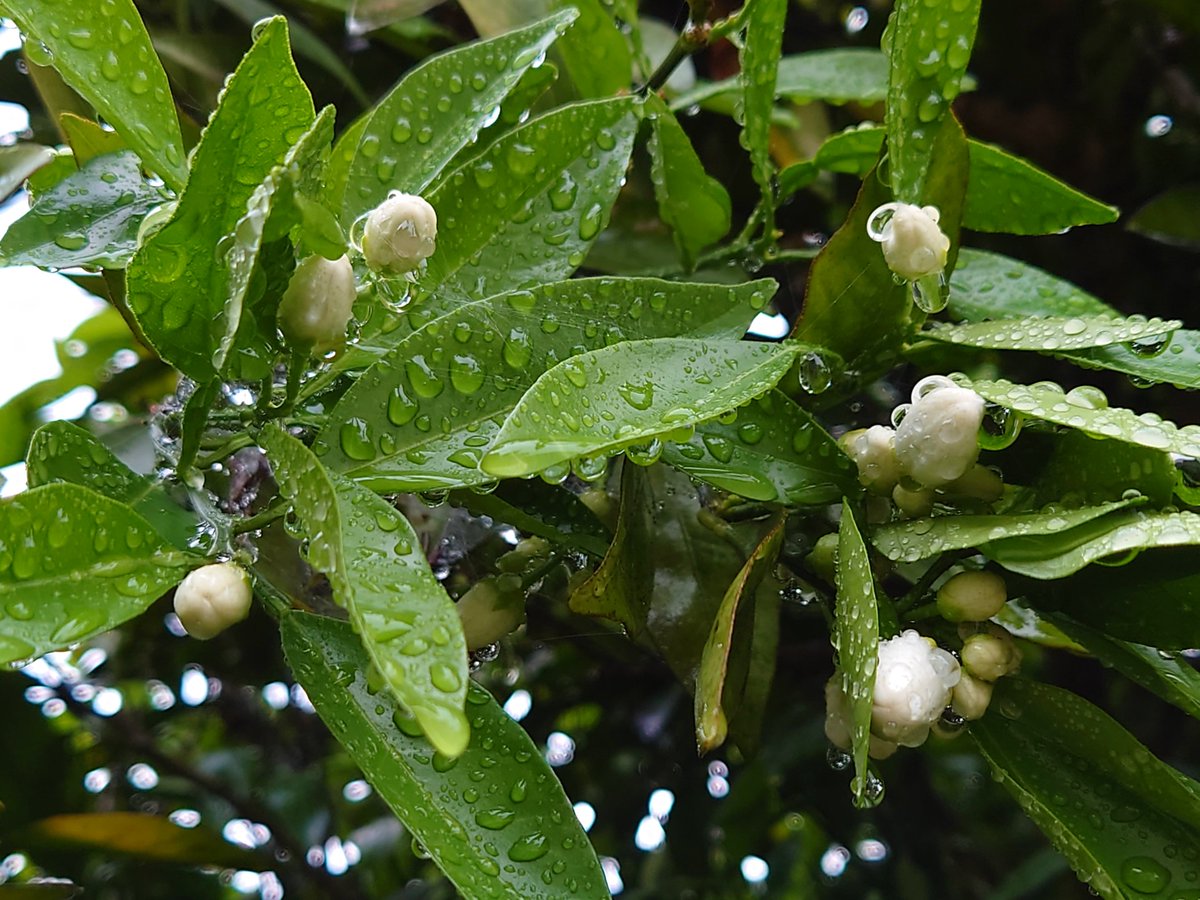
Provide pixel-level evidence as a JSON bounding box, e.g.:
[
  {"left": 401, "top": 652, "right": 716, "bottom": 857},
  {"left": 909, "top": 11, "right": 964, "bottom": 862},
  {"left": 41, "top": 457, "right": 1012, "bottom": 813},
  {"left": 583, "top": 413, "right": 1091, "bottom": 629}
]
[
  {"left": 638, "top": 1, "right": 715, "bottom": 94},
  {"left": 274, "top": 349, "right": 308, "bottom": 418},
  {"left": 896, "top": 552, "right": 961, "bottom": 613},
  {"left": 905, "top": 601, "right": 940, "bottom": 622},
  {"left": 256, "top": 374, "right": 274, "bottom": 418},
  {"left": 521, "top": 553, "right": 566, "bottom": 591},
  {"left": 231, "top": 502, "right": 288, "bottom": 535}
]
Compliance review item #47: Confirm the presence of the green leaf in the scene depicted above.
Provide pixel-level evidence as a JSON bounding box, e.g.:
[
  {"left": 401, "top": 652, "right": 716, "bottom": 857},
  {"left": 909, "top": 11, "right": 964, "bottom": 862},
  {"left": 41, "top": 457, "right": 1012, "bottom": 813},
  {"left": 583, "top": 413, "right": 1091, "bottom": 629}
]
[
  {"left": 2, "top": 0, "right": 186, "bottom": 190},
  {"left": 922, "top": 314, "right": 1180, "bottom": 352},
  {"left": 737, "top": 0, "right": 787, "bottom": 223},
  {"left": 670, "top": 49, "right": 890, "bottom": 112},
  {"left": 834, "top": 502, "right": 879, "bottom": 808},
  {"left": 0, "top": 144, "right": 56, "bottom": 201},
  {"left": 323, "top": 111, "right": 370, "bottom": 215},
  {"left": 884, "top": 0, "right": 979, "bottom": 202},
  {"left": 1031, "top": 429, "right": 1176, "bottom": 508},
  {"left": 1128, "top": 184, "right": 1200, "bottom": 250},
  {"left": 1045, "top": 614, "right": 1200, "bottom": 721},
  {"left": 871, "top": 498, "right": 1141, "bottom": 563},
  {"left": 125, "top": 17, "right": 314, "bottom": 382},
  {"left": 971, "top": 679, "right": 1200, "bottom": 899},
  {"left": 481, "top": 338, "right": 805, "bottom": 479},
  {"left": 59, "top": 113, "right": 126, "bottom": 165},
  {"left": 261, "top": 427, "right": 470, "bottom": 758},
  {"left": 26, "top": 421, "right": 195, "bottom": 550},
  {"left": 0, "top": 151, "right": 166, "bottom": 270},
  {"left": 450, "top": 481, "right": 610, "bottom": 558},
  {"left": 316, "top": 277, "right": 776, "bottom": 491},
  {"left": 963, "top": 377, "right": 1200, "bottom": 458},
  {"left": 459, "top": 0, "right": 630, "bottom": 100},
  {"left": 340, "top": 10, "right": 578, "bottom": 222},
  {"left": 645, "top": 97, "right": 731, "bottom": 271},
  {"left": 0, "top": 484, "right": 194, "bottom": 664},
  {"left": 568, "top": 462, "right": 652, "bottom": 638},
  {"left": 695, "top": 513, "right": 784, "bottom": 753},
  {"left": 984, "top": 508, "right": 1200, "bottom": 579},
  {"left": 661, "top": 390, "right": 860, "bottom": 504},
  {"left": 281, "top": 611, "right": 610, "bottom": 899},
  {"left": 423, "top": 96, "right": 639, "bottom": 302},
  {"left": 25, "top": 812, "right": 263, "bottom": 868},
  {"left": 964, "top": 141, "right": 1118, "bottom": 234}
]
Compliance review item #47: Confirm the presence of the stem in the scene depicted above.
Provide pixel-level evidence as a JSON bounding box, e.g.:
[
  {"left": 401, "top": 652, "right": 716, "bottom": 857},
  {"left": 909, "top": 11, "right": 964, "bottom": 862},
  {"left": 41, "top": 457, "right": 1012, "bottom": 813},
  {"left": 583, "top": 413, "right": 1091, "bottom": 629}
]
[
  {"left": 638, "top": 1, "right": 715, "bottom": 94},
  {"left": 905, "top": 601, "right": 941, "bottom": 621},
  {"left": 896, "top": 552, "right": 962, "bottom": 613},
  {"left": 232, "top": 502, "right": 288, "bottom": 535},
  {"left": 196, "top": 433, "right": 255, "bottom": 468},
  {"left": 274, "top": 350, "right": 308, "bottom": 418},
  {"left": 521, "top": 553, "right": 566, "bottom": 591},
  {"left": 256, "top": 374, "right": 275, "bottom": 418}
]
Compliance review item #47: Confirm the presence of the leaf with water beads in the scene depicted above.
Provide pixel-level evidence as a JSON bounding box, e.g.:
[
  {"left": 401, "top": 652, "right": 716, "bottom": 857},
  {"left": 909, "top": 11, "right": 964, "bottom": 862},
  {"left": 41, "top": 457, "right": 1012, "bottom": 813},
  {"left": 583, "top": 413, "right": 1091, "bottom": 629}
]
[
  {"left": 0, "top": 151, "right": 167, "bottom": 270},
  {"left": 3, "top": 0, "right": 187, "bottom": 190},
  {"left": 340, "top": 10, "right": 578, "bottom": 223},
  {"left": 316, "top": 277, "right": 776, "bottom": 492},
  {"left": 125, "top": 18, "right": 315, "bottom": 382},
  {"left": 281, "top": 612, "right": 609, "bottom": 900},
  {"left": 0, "top": 483, "right": 196, "bottom": 665},
  {"left": 972, "top": 679, "right": 1200, "bottom": 900},
  {"left": 923, "top": 315, "right": 1181, "bottom": 353},
  {"left": 424, "top": 96, "right": 639, "bottom": 303},
  {"left": 481, "top": 338, "right": 805, "bottom": 479},
  {"left": 736, "top": 0, "right": 787, "bottom": 228},
  {"left": 261, "top": 427, "right": 470, "bottom": 758},
  {"left": 961, "top": 377, "right": 1200, "bottom": 458},
  {"left": 661, "top": 389, "right": 860, "bottom": 504},
  {"left": 871, "top": 498, "right": 1141, "bottom": 563}
]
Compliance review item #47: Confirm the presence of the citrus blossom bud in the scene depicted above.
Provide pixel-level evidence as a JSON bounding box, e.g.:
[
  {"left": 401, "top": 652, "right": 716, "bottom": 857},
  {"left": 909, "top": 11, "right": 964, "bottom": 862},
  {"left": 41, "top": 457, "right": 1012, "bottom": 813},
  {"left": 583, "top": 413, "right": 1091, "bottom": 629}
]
[
  {"left": 456, "top": 574, "right": 525, "bottom": 651},
  {"left": 362, "top": 191, "right": 437, "bottom": 273},
  {"left": 867, "top": 202, "right": 950, "bottom": 281},
  {"left": 942, "top": 464, "right": 1004, "bottom": 502},
  {"left": 937, "top": 570, "right": 1007, "bottom": 623},
  {"left": 951, "top": 671, "right": 994, "bottom": 720},
  {"left": 173, "top": 563, "right": 253, "bottom": 640},
  {"left": 277, "top": 254, "right": 356, "bottom": 349},
  {"left": 839, "top": 425, "right": 902, "bottom": 496},
  {"left": 871, "top": 629, "right": 960, "bottom": 747},
  {"left": 807, "top": 533, "right": 839, "bottom": 585},
  {"left": 824, "top": 675, "right": 898, "bottom": 760},
  {"left": 961, "top": 627, "right": 1021, "bottom": 682},
  {"left": 893, "top": 483, "right": 934, "bottom": 518},
  {"left": 894, "top": 380, "right": 985, "bottom": 488}
]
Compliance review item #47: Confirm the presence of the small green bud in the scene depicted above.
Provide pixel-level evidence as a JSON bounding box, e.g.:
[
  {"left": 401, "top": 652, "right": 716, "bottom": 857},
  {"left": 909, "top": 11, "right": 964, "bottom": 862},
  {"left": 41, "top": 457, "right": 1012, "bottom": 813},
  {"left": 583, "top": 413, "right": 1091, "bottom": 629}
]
[
  {"left": 893, "top": 483, "right": 934, "bottom": 518},
  {"left": 456, "top": 574, "right": 525, "bottom": 651},
  {"left": 942, "top": 464, "right": 1004, "bottom": 502},
  {"left": 496, "top": 537, "right": 551, "bottom": 575},
  {"left": 937, "top": 570, "right": 1007, "bottom": 623},
  {"left": 807, "top": 533, "right": 839, "bottom": 585},
  {"left": 951, "top": 671, "right": 993, "bottom": 720},
  {"left": 961, "top": 628, "right": 1021, "bottom": 682}
]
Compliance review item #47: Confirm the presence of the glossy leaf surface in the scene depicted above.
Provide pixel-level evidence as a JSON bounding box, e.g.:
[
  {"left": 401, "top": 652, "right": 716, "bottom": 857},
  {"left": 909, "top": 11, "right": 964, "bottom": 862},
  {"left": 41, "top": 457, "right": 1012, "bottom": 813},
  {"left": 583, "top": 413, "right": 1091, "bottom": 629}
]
[
  {"left": 262, "top": 427, "right": 470, "bottom": 757},
  {"left": 424, "top": 97, "right": 639, "bottom": 302},
  {"left": 481, "top": 339, "right": 805, "bottom": 478},
  {"left": 0, "top": 484, "right": 194, "bottom": 664},
  {"left": 282, "top": 612, "right": 610, "bottom": 899},
  {"left": 737, "top": 0, "right": 787, "bottom": 219},
  {"left": 923, "top": 315, "right": 1179, "bottom": 352}
]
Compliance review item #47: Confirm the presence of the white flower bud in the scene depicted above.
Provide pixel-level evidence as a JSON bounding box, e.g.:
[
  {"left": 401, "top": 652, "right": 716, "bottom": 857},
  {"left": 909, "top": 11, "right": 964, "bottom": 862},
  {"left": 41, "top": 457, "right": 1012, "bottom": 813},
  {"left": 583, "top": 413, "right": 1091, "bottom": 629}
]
[
  {"left": 960, "top": 627, "right": 1022, "bottom": 682},
  {"left": 867, "top": 202, "right": 950, "bottom": 281},
  {"left": 839, "top": 425, "right": 902, "bottom": 496},
  {"left": 277, "top": 254, "right": 356, "bottom": 349},
  {"left": 871, "top": 629, "right": 960, "bottom": 747},
  {"left": 361, "top": 191, "right": 437, "bottom": 273},
  {"left": 824, "top": 675, "right": 898, "bottom": 760},
  {"left": 951, "top": 671, "right": 994, "bottom": 721},
  {"left": 937, "top": 570, "right": 1007, "bottom": 623},
  {"left": 173, "top": 563, "right": 253, "bottom": 640},
  {"left": 894, "top": 381, "right": 985, "bottom": 488},
  {"left": 942, "top": 463, "right": 1004, "bottom": 502},
  {"left": 893, "top": 483, "right": 934, "bottom": 518},
  {"left": 457, "top": 574, "right": 525, "bottom": 651}
]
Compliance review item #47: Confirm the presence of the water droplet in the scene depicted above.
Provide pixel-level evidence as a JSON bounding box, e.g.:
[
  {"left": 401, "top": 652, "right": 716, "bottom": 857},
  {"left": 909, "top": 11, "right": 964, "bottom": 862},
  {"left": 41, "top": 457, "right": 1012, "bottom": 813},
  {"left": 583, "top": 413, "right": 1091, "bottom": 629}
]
[
  {"left": 405, "top": 356, "right": 445, "bottom": 399},
  {"left": 1121, "top": 856, "right": 1169, "bottom": 894},
  {"left": 475, "top": 808, "right": 516, "bottom": 830},
  {"left": 54, "top": 232, "right": 88, "bottom": 251},
  {"left": 430, "top": 663, "right": 462, "bottom": 693},
  {"left": 449, "top": 355, "right": 485, "bottom": 395},
  {"left": 618, "top": 381, "right": 653, "bottom": 410},
  {"left": 507, "top": 832, "right": 550, "bottom": 862},
  {"left": 502, "top": 328, "right": 532, "bottom": 370},
  {"left": 387, "top": 385, "right": 418, "bottom": 426},
  {"left": 339, "top": 418, "right": 376, "bottom": 461}
]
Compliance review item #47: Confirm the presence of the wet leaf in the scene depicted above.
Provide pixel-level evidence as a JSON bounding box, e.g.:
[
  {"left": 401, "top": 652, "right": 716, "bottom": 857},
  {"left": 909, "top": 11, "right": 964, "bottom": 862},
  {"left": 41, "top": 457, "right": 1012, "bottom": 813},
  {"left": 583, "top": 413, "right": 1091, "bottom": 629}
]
[
  {"left": 59, "top": 113, "right": 126, "bottom": 165},
  {"left": 1045, "top": 613, "right": 1200, "bottom": 722},
  {"left": 340, "top": 10, "right": 577, "bottom": 222},
  {"left": 126, "top": 18, "right": 314, "bottom": 382},
  {"left": 972, "top": 679, "right": 1200, "bottom": 899},
  {"left": 871, "top": 498, "right": 1141, "bottom": 563},
  {"left": 450, "top": 481, "right": 610, "bottom": 558},
  {"left": 948, "top": 249, "right": 1200, "bottom": 390},
  {"left": 262, "top": 426, "right": 470, "bottom": 758},
  {"left": 424, "top": 97, "right": 639, "bottom": 302},
  {"left": 26, "top": 812, "right": 262, "bottom": 868},
  {"left": 0, "top": 484, "right": 195, "bottom": 664},
  {"left": 0, "top": 144, "right": 55, "bottom": 202},
  {"left": 316, "top": 278, "right": 776, "bottom": 491},
  {"left": 481, "top": 339, "right": 805, "bottom": 479},
  {"left": 884, "top": 0, "right": 979, "bottom": 202},
  {"left": 0, "top": 151, "right": 167, "bottom": 270},
  {"left": 2, "top": 0, "right": 187, "bottom": 189},
  {"left": 645, "top": 96, "right": 731, "bottom": 271},
  {"left": 964, "top": 141, "right": 1118, "bottom": 234},
  {"left": 282, "top": 611, "right": 610, "bottom": 900},
  {"left": 1127, "top": 184, "right": 1200, "bottom": 250},
  {"left": 661, "top": 390, "right": 860, "bottom": 504},
  {"left": 26, "top": 421, "right": 195, "bottom": 550},
  {"left": 737, "top": 0, "right": 788, "bottom": 220},
  {"left": 834, "top": 502, "right": 879, "bottom": 808},
  {"left": 923, "top": 315, "right": 1180, "bottom": 353},
  {"left": 963, "top": 377, "right": 1200, "bottom": 458},
  {"left": 695, "top": 513, "right": 785, "bottom": 753},
  {"left": 1031, "top": 429, "right": 1176, "bottom": 509}
]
